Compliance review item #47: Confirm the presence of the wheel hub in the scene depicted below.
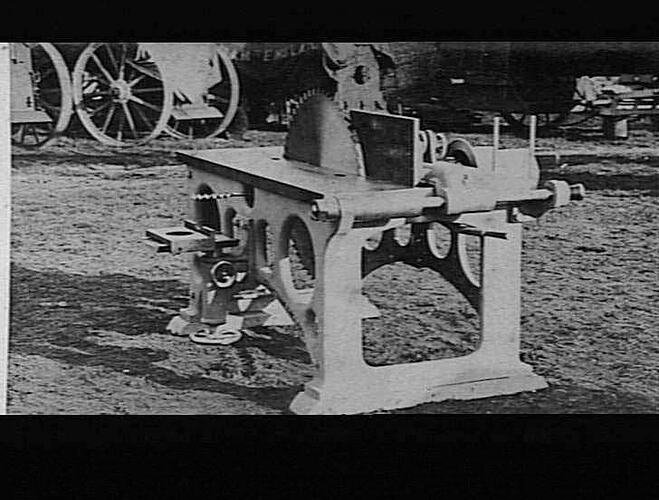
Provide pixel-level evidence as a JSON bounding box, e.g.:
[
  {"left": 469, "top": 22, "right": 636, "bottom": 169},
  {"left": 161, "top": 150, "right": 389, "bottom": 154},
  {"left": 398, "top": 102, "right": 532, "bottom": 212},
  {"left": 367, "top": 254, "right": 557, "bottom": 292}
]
[{"left": 110, "top": 79, "right": 131, "bottom": 103}]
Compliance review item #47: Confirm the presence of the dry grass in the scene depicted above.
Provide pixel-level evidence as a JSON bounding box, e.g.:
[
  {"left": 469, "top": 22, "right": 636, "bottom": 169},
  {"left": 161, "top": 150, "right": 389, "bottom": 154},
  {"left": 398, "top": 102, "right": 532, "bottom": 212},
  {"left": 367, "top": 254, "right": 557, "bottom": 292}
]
[{"left": 8, "top": 128, "right": 659, "bottom": 413}]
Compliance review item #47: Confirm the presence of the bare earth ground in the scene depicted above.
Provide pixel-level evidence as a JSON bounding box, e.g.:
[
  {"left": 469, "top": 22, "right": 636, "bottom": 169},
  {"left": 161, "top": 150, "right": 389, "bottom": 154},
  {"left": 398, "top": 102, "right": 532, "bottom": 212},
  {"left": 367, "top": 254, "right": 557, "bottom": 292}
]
[{"left": 8, "top": 124, "right": 659, "bottom": 414}]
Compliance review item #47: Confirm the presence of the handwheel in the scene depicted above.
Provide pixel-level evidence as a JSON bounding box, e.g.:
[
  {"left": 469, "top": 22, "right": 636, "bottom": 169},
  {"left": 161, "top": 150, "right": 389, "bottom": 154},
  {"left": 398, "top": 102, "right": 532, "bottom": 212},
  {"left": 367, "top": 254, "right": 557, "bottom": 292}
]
[
  {"left": 164, "top": 44, "right": 240, "bottom": 139},
  {"left": 72, "top": 43, "right": 173, "bottom": 146},
  {"left": 11, "top": 42, "right": 73, "bottom": 148}
]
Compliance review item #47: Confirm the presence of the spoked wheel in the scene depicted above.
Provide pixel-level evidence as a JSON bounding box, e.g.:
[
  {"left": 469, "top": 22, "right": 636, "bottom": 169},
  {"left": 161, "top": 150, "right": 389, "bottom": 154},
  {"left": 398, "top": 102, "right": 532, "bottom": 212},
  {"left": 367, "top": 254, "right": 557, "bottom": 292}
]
[
  {"left": 502, "top": 112, "right": 569, "bottom": 133},
  {"left": 11, "top": 42, "right": 73, "bottom": 148},
  {"left": 10, "top": 122, "right": 54, "bottom": 147},
  {"left": 164, "top": 45, "right": 240, "bottom": 139},
  {"left": 72, "top": 43, "right": 173, "bottom": 146},
  {"left": 10, "top": 119, "right": 59, "bottom": 148}
]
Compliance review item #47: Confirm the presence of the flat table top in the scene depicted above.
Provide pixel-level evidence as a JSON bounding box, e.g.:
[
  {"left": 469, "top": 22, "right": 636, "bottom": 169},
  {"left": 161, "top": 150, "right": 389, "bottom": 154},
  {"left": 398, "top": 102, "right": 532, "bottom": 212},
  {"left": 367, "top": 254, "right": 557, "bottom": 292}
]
[{"left": 177, "top": 147, "right": 407, "bottom": 201}]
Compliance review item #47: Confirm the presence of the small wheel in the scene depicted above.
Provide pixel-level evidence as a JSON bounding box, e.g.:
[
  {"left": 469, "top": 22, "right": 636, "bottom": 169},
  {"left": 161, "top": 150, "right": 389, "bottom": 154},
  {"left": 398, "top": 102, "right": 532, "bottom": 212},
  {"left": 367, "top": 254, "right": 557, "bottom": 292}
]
[
  {"left": 164, "top": 44, "right": 240, "bottom": 139},
  {"left": 72, "top": 43, "right": 173, "bottom": 146},
  {"left": 11, "top": 42, "right": 73, "bottom": 148}
]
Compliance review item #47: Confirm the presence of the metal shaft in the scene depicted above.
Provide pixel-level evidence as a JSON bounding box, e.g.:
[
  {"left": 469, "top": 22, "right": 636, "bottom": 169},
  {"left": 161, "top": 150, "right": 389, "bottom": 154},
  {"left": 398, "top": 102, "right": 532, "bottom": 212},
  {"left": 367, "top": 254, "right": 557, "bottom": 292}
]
[
  {"left": 529, "top": 115, "right": 537, "bottom": 158},
  {"left": 492, "top": 116, "right": 500, "bottom": 172}
]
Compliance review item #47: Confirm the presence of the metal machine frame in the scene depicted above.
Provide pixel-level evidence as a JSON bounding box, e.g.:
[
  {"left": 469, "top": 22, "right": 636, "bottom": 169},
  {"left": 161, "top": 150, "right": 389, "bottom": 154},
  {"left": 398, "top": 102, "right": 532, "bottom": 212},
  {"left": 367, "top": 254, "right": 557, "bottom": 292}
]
[{"left": 146, "top": 98, "right": 584, "bottom": 414}]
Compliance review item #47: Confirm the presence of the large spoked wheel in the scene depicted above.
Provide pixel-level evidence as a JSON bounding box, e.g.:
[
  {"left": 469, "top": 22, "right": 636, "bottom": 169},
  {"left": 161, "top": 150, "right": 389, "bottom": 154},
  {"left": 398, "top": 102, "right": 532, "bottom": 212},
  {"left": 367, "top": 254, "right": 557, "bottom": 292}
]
[
  {"left": 72, "top": 43, "right": 173, "bottom": 146},
  {"left": 164, "top": 45, "right": 240, "bottom": 139},
  {"left": 11, "top": 42, "right": 73, "bottom": 148}
]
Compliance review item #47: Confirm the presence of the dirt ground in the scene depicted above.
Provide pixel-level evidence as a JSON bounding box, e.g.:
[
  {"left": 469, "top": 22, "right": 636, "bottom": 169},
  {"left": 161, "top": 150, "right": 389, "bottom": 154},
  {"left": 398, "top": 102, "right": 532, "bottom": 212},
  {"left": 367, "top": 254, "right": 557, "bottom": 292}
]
[{"left": 8, "top": 122, "right": 659, "bottom": 414}]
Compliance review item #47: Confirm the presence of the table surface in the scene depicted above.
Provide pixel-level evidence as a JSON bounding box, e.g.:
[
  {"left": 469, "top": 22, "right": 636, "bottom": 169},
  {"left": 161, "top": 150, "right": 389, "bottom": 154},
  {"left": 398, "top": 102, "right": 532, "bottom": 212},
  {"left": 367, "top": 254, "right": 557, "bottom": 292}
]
[{"left": 177, "top": 147, "right": 407, "bottom": 201}]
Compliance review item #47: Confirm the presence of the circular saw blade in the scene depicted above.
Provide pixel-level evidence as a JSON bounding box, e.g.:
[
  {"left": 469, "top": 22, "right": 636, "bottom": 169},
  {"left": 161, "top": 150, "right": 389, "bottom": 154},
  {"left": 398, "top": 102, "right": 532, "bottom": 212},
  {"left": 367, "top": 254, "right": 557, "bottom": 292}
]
[{"left": 283, "top": 93, "right": 362, "bottom": 175}]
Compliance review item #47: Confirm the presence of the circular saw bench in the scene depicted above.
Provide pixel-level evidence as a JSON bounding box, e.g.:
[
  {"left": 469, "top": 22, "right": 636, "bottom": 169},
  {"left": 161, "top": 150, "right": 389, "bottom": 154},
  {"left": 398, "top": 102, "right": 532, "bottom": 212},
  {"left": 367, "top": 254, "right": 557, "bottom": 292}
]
[{"left": 145, "top": 95, "right": 585, "bottom": 414}]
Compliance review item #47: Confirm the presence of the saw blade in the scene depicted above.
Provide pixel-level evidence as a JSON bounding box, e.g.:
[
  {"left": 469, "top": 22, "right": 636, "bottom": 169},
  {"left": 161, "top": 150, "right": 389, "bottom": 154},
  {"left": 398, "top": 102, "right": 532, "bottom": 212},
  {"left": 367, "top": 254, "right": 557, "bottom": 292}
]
[{"left": 283, "top": 92, "right": 362, "bottom": 175}]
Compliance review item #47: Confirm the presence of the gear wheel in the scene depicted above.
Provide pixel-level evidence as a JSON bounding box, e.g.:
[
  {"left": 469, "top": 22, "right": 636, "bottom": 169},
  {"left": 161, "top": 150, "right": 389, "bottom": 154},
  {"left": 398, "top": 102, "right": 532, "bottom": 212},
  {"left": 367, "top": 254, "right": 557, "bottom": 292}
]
[{"left": 322, "top": 44, "right": 388, "bottom": 114}]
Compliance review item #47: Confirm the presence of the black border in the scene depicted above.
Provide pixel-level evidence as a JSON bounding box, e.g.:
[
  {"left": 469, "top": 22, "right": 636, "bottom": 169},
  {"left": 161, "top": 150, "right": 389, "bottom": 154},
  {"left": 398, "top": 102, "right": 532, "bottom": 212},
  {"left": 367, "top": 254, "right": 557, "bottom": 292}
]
[
  {"left": 4, "top": 4, "right": 659, "bottom": 41},
  {"left": 4, "top": 4, "right": 659, "bottom": 457},
  {"left": 2, "top": 415, "right": 659, "bottom": 447}
]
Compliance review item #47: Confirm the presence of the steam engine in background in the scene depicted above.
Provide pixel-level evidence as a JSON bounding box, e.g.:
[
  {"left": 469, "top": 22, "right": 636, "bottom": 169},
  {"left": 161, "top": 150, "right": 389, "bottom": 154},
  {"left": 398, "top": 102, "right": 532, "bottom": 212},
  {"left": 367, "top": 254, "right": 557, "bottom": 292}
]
[{"left": 234, "top": 42, "right": 659, "bottom": 134}]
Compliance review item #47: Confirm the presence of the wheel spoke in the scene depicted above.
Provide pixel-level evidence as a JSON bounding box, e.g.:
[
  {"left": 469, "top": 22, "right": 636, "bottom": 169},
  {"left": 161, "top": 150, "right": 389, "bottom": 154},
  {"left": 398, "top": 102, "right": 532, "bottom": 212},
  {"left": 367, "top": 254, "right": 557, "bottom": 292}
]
[
  {"left": 116, "top": 111, "right": 124, "bottom": 141},
  {"left": 132, "top": 102, "right": 154, "bottom": 128},
  {"left": 82, "top": 79, "right": 101, "bottom": 90},
  {"left": 84, "top": 90, "right": 112, "bottom": 98},
  {"left": 125, "top": 59, "right": 162, "bottom": 81},
  {"left": 121, "top": 102, "right": 138, "bottom": 139},
  {"left": 105, "top": 44, "right": 119, "bottom": 76},
  {"left": 127, "top": 75, "right": 145, "bottom": 88},
  {"left": 119, "top": 44, "right": 127, "bottom": 80},
  {"left": 90, "top": 53, "right": 115, "bottom": 84},
  {"left": 101, "top": 105, "right": 116, "bottom": 134},
  {"left": 90, "top": 101, "right": 113, "bottom": 117},
  {"left": 132, "top": 87, "right": 164, "bottom": 94},
  {"left": 129, "top": 94, "right": 162, "bottom": 113},
  {"left": 19, "top": 124, "right": 27, "bottom": 144},
  {"left": 31, "top": 125, "right": 41, "bottom": 144}
]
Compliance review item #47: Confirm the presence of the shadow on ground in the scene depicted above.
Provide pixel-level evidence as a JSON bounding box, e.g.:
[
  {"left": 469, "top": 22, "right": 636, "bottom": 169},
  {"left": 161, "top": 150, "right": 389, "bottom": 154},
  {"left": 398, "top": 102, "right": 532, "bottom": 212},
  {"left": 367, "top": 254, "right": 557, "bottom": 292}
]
[
  {"left": 387, "top": 384, "right": 657, "bottom": 414},
  {"left": 9, "top": 265, "right": 307, "bottom": 412},
  {"left": 9, "top": 264, "right": 656, "bottom": 414}
]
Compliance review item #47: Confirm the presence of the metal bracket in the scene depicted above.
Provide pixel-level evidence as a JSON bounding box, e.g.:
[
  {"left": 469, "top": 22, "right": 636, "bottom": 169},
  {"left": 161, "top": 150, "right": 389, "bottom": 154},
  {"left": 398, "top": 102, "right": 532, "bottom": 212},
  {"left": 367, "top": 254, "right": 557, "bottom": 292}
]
[{"left": 145, "top": 221, "right": 239, "bottom": 255}]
